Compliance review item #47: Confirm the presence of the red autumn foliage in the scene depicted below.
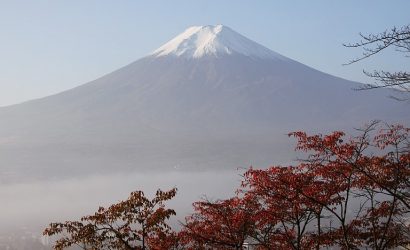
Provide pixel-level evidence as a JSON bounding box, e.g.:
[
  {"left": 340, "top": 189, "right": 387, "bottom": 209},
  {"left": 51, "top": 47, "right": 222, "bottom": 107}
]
[
  {"left": 45, "top": 122, "right": 410, "bottom": 249},
  {"left": 44, "top": 188, "right": 180, "bottom": 250},
  {"left": 241, "top": 166, "right": 320, "bottom": 249},
  {"left": 180, "top": 196, "right": 257, "bottom": 250}
]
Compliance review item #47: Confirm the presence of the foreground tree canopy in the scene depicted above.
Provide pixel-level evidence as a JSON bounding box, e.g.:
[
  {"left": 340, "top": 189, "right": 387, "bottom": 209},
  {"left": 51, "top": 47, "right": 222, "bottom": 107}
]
[
  {"left": 44, "top": 188, "right": 179, "bottom": 250},
  {"left": 45, "top": 122, "right": 410, "bottom": 249}
]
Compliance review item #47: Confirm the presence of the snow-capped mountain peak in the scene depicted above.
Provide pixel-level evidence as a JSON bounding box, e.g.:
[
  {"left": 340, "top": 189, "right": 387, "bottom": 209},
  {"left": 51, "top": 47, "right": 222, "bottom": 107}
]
[{"left": 151, "top": 24, "right": 287, "bottom": 60}]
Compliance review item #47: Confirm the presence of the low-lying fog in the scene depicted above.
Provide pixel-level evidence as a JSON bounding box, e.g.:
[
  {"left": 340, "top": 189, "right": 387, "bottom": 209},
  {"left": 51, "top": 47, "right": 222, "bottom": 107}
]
[{"left": 0, "top": 169, "right": 242, "bottom": 238}]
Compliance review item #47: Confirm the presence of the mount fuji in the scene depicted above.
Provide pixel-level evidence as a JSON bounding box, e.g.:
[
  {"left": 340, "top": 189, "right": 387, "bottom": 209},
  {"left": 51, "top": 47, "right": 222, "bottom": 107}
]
[{"left": 0, "top": 25, "right": 408, "bottom": 181}]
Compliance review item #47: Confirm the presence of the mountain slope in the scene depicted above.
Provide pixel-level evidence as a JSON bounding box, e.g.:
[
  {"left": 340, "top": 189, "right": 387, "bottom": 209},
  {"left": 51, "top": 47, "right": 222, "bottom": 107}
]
[{"left": 0, "top": 25, "right": 408, "bottom": 181}]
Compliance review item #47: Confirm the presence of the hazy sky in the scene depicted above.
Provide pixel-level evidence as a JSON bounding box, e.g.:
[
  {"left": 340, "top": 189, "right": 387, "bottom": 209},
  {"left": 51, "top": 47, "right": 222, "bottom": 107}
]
[{"left": 0, "top": 0, "right": 409, "bottom": 106}]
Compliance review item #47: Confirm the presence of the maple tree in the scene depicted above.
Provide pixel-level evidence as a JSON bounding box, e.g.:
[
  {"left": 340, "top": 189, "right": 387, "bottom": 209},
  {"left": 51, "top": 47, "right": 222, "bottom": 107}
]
[
  {"left": 180, "top": 196, "right": 256, "bottom": 250},
  {"left": 239, "top": 122, "right": 410, "bottom": 249},
  {"left": 44, "top": 188, "right": 180, "bottom": 250},
  {"left": 45, "top": 123, "right": 410, "bottom": 250},
  {"left": 241, "top": 166, "right": 321, "bottom": 250},
  {"left": 286, "top": 122, "right": 410, "bottom": 249}
]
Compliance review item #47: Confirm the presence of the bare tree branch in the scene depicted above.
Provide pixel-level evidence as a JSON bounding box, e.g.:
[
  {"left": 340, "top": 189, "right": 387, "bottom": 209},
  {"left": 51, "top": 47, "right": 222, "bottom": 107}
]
[{"left": 344, "top": 24, "right": 410, "bottom": 98}]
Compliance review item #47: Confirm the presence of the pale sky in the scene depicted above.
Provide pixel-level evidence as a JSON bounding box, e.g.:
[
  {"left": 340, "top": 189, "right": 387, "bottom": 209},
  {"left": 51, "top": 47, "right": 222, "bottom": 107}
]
[{"left": 0, "top": 0, "right": 409, "bottom": 107}]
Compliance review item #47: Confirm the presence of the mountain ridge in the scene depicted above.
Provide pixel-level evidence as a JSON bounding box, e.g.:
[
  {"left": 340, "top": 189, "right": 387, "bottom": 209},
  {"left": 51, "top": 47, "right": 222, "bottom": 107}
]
[{"left": 0, "top": 25, "right": 407, "bottom": 181}]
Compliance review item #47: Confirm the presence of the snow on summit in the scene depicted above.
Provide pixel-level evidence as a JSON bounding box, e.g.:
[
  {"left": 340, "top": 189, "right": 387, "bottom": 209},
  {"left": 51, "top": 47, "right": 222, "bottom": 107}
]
[{"left": 151, "top": 24, "right": 287, "bottom": 60}]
